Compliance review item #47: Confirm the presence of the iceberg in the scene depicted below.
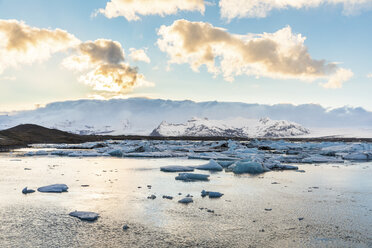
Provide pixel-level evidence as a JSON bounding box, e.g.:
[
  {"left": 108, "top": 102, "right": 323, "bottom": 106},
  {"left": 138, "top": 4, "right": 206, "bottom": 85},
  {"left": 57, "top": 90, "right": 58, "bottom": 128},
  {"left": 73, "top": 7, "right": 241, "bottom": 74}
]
[{"left": 229, "top": 161, "right": 269, "bottom": 174}]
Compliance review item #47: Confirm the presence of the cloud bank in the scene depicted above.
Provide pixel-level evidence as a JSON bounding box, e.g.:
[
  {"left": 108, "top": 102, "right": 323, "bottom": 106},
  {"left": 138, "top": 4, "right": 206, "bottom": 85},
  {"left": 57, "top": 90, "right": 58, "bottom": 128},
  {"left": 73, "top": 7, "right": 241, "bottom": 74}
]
[
  {"left": 157, "top": 19, "right": 353, "bottom": 88},
  {"left": 99, "top": 0, "right": 205, "bottom": 21},
  {"left": 0, "top": 19, "right": 79, "bottom": 74},
  {"left": 0, "top": 19, "right": 152, "bottom": 95},
  {"left": 219, "top": 0, "right": 372, "bottom": 20}
]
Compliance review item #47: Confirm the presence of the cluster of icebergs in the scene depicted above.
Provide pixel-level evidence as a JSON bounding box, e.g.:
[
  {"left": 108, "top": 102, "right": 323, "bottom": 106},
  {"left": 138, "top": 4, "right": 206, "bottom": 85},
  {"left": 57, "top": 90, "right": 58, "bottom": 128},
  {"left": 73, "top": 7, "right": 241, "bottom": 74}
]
[{"left": 23, "top": 139, "right": 372, "bottom": 174}]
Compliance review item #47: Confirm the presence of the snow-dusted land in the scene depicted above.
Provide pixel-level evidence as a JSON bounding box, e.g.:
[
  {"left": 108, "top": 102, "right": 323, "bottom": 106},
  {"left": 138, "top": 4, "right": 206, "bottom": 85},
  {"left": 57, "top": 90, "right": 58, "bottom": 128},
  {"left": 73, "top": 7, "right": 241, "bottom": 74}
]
[
  {"left": 1, "top": 98, "right": 371, "bottom": 137},
  {"left": 150, "top": 117, "right": 309, "bottom": 137}
]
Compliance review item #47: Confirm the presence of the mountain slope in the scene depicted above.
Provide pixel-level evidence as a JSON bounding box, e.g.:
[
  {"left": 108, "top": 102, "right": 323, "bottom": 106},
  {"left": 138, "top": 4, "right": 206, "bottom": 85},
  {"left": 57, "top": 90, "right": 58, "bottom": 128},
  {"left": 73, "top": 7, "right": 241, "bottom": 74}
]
[{"left": 150, "top": 117, "right": 310, "bottom": 138}]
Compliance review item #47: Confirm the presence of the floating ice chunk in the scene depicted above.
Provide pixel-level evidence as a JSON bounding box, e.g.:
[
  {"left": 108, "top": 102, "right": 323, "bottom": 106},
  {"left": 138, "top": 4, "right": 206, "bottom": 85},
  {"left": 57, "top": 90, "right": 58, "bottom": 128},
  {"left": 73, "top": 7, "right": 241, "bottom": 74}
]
[
  {"left": 22, "top": 187, "right": 35, "bottom": 194},
  {"left": 37, "top": 184, "right": 68, "bottom": 193},
  {"left": 178, "top": 197, "right": 193, "bottom": 204},
  {"left": 147, "top": 194, "right": 156, "bottom": 199},
  {"left": 50, "top": 150, "right": 71, "bottom": 156},
  {"left": 201, "top": 190, "right": 208, "bottom": 197},
  {"left": 162, "top": 195, "right": 173, "bottom": 200},
  {"left": 230, "top": 161, "right": 269, "bottom": 174},
  {"left": 108, "top": 149, "right": 123, "bottom": 157},
  {"left": 160, "top": 165, "right": 194, "bottom": 172},
  {"left": 124, "top": 152, "right": 184, "bottom": 158},
  {"left": 277, "top": 165, "right": 298, "bottom": 170},
  {"left": 69, "top": 211, "right": 99, "bottom": 221},
  {"left": 24, "top": 150, "right": 49, "bottom": 156},
  {"left": 175, "top": 173, "right": 210, "bottom": 182},
  {"left": 216, "top": 160, "right": 235, "bottom": 168},
  {"left": 208, "top": 192, "right": 223, "bottom": 198},
  {"left": 302, "top": 155, "right": 343, "bottom": 163},
  {"left": 196, "top": 159, "right": 223, "bottom": 171},
  {"left": 343, "top": 153, "right": 369, "bottom": 160}
]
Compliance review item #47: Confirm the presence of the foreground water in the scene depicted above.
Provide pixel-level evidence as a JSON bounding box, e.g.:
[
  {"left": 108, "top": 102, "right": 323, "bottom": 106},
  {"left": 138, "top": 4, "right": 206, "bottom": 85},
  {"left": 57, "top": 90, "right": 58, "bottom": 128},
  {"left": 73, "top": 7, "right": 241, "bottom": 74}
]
[{"left": 0, "top": 152, "right": 371, "bottom": 247}]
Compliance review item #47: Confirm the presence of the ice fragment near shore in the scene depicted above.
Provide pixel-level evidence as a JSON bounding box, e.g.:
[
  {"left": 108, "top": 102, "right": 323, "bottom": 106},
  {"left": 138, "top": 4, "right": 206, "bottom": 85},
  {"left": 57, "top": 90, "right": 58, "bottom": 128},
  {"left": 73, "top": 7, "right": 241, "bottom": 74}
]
[
  {"left": 69, "top": 211, "right": 99, "bottom": 221},
  {"left": 201, "top": 190, "right": 223, "bottom": 198},
  {"left": 178, "top": 197, "right": 193, "bottom": 204},
  {"left": 37, "top": 184, "right": 68, "bottom": 193},
  {"left": 22, "top": 187, "right": 35, "bottom": 194},
  {"left": 160, "top": 165, "right": 194, "bottom": 172}
]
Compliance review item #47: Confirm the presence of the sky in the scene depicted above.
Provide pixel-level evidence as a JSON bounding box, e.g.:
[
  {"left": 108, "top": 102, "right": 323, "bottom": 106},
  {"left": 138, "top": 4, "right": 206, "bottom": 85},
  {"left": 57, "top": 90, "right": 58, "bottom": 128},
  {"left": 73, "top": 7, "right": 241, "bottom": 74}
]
[{"left": 0, "top": 0, "right": 371, "bottom": 112}]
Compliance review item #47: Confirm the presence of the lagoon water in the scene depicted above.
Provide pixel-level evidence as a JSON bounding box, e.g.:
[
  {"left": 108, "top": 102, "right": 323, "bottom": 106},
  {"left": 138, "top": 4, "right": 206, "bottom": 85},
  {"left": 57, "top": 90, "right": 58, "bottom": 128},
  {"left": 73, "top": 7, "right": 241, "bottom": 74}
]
[{"left": 0, "top": 152, "right": 371, "bottom": 247}]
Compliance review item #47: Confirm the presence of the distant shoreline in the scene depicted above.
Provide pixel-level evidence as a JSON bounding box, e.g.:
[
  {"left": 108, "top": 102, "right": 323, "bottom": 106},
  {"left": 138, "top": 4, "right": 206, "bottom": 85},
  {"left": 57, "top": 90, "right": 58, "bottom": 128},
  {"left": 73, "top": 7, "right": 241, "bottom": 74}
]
[{"left": 1, "top": 124, "right": 371, "bottom": 152}]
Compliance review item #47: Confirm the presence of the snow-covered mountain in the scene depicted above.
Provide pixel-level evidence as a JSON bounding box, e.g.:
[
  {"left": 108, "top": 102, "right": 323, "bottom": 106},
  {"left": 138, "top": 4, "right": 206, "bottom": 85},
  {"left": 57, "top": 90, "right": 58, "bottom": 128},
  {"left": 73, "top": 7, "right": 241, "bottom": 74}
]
[
  {"left": 150, "top": 117, "right": 310, "bottom": 137},
  {"left": 0, "top": 98, "right": 371, "bottom": 137}
]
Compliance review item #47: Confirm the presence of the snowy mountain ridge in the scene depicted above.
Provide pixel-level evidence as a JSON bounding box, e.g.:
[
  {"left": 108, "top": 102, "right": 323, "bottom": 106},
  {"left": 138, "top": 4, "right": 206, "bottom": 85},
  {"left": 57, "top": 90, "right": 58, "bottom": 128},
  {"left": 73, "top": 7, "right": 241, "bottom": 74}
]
[
  {"left": 150, "top": 117, "right": 310, "bottom": 138},
  {"left": 0, "top": 98, "right": 371, "bottom": 137}
]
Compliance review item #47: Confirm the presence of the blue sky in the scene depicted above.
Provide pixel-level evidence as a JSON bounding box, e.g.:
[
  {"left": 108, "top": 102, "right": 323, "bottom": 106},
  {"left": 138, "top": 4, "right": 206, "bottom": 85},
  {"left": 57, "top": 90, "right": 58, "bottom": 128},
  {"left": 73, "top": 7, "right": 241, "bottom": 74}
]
[{"left": 0, "top": 0, "right": 371, "bottom": 111}]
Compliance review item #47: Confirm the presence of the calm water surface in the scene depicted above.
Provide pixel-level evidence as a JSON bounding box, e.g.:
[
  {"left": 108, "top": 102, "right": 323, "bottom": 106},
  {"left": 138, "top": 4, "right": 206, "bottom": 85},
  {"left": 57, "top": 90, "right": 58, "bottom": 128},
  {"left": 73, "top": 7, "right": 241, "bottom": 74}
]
[{"left": 0, "top": 152, "right": 371, "bottom": 247}]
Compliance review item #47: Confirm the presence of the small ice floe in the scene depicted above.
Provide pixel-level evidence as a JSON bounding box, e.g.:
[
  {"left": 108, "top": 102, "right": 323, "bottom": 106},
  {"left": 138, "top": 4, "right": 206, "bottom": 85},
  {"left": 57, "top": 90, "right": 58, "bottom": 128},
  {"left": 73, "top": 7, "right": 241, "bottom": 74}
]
[
  {"left": 178, "top": 197, "right": 193, "bottom": 204},
  {"left": 201, "top": 190, "right": 223, "bottom": 198},
  {"left": 343, "top": 153, "right": 371, "bottom": 161},
  {"left": 301, "top": 155, "right": 343, "bottom": 164},
  {"left": 123, "top": 224, "right": 129, "bottom": 230},
  {"left": 175, "top": 173, "right": 210, "bottom": 182},
  {"left": 24, "top": 168, "right": 32, "bottom": 170},
  {"left": 147, "top": 194, "right": 156, "bottom": 199},
  {"left": 228, "top": 161, "right": 270, "bottom": 174},
  {"left": 37, "top": 184, "right": 68, "bottom": 193},
  {"left": 264, "top": 208, "right": 272, "bottom": 211},
  {"left": 162, "top": 195, "right": 173, "bottom": 200},
  {"left": 108, "top": 149, "right": 123, "bottom": 157},
  {"left": 69, "top": 211, "right": 99, "bottom": 221},
  {"left": 195, "top": 159, "right": 223, "bottom": 171},
  {"left": 160, "top": 165, "right": 194, "bottom": 172},
  {"left": 22, "top": 187, "right": 35, "bottom": 194},
  {"left": 24, "top": 150, "right": 49, "bottom": 156}
]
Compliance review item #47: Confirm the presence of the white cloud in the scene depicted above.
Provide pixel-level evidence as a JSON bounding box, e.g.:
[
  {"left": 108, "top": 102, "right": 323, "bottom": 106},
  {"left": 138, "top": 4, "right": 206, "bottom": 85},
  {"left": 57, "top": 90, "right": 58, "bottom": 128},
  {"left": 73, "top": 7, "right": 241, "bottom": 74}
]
[
  {"left": 0, "top": 19, "right": 79, "bottom": 74},
  {"left": 367, "top": 73, "right": 372, "bottom": 78},
  {"left": 219, "top": 0, "right": 372, "bottom": 20},
  {"left": 63, "top": 39, "right": 153, "bottom": 93},
  {"left": 99, "top": 0, "right": 205, "bottom": 21},
  {"left": 321, "top": 68, "right": 353, "bottom": 88},
  {"left": 157, "top": 19, "right": 352, "bottom": 88},
  {"left": 129, "top": 48, "right": 151, "bottom": 63}
]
